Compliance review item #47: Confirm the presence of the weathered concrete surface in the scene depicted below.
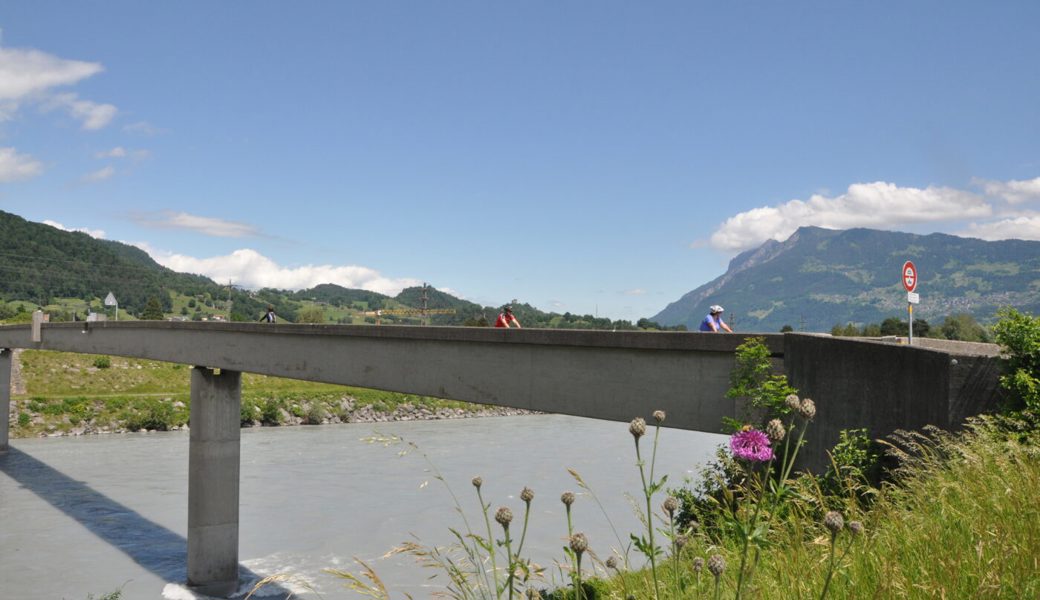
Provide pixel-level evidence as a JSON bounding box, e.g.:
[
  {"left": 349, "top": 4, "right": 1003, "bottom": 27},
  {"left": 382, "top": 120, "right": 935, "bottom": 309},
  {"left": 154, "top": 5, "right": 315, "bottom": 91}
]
[
  {"left": 187, "top": 367, "right": 242, "bottom": 597},
  {"left": 783, "top": 334, "right": 1006, "bottom": 472},
  {"left": 0, "top": 322, "right": 783, "bottom": 434},
  {"left": 0, "top": 349, "right": 10, "bottom": 451}
]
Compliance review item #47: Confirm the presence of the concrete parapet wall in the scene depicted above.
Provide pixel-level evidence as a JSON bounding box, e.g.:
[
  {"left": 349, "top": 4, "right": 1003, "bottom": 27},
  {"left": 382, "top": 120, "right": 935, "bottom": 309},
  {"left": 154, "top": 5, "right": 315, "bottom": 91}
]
[{"left": 783, "top": 334, "right": 1006, "bottom": 472}]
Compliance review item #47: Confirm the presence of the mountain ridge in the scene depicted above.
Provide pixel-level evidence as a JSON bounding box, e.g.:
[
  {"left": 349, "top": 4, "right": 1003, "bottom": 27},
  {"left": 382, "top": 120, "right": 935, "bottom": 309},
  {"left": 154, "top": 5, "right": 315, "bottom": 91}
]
[{"left": 653, "top": 226, "right": 1040, "bottom": 332}]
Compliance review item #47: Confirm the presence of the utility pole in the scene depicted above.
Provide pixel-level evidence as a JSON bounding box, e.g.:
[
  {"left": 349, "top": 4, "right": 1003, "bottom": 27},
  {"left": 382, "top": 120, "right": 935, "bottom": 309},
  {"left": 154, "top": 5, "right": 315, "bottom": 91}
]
[{"left": 227, "top": 279, "right": 233, "bottom": 321}]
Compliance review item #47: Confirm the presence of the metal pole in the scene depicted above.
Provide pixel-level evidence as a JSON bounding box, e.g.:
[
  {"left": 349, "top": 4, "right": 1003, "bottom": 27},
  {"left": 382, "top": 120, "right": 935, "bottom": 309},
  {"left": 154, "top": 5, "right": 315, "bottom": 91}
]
[{"left": 908, "top": 303, "right": 914, "bottom": 345}]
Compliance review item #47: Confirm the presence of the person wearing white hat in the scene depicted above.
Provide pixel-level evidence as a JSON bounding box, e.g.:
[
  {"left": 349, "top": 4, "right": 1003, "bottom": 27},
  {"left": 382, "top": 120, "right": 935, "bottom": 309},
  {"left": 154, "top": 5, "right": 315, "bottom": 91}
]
[{"left": 699, "top": 305, "right": 732, "bottom": 332}]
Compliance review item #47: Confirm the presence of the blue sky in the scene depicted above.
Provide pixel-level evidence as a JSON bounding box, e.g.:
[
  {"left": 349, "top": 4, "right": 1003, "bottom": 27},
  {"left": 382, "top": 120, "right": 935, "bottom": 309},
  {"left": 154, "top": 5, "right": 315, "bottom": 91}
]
[{"left": 0, "top": 2, "right": 1038, "bottom": 321}]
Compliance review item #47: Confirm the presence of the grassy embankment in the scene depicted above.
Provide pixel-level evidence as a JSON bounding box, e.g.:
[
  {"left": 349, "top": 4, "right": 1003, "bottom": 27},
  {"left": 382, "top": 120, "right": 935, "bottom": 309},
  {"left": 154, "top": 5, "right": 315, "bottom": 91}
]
[{"left": 8, "top": 349, "right": 487, "bottom": 437}]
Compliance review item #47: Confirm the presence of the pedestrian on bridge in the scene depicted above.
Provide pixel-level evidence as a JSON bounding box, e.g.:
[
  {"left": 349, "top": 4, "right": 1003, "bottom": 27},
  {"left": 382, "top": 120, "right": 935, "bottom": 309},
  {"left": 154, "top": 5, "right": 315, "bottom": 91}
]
[
  {"left": 699, "top": 305, "right": 732, "bottom": 332},
  {"left": 495, "top": 305, "right": 521, "bottom": 328},
  {"left": 260, "top": 306, "right": 276, "bottom": 323}
]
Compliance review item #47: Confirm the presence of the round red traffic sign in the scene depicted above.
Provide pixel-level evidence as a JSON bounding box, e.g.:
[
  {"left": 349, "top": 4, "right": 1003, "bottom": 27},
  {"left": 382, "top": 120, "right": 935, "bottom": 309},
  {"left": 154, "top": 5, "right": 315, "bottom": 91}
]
[{"left": 902, "top": 261, "right": 918, "bottom": 292}]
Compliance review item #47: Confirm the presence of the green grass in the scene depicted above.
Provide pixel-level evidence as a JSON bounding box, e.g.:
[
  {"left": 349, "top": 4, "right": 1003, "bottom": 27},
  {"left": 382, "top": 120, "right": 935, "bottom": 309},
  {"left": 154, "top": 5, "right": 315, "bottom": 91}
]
[{"left": 10, "top": 349, "right": 489, "bottom": 437}]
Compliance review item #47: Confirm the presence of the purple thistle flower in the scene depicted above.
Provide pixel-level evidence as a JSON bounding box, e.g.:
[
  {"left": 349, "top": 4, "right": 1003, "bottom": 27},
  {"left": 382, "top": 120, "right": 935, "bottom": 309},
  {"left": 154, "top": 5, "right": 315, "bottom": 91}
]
[{"left": 729, "top": 428, "right": 774, "bottom": 462}]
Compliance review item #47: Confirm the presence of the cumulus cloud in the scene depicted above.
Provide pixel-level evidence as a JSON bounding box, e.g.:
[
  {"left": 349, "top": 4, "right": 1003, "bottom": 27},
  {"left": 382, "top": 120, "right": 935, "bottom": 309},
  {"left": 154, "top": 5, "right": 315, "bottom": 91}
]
[
  {"left": 0, "top": 47, "right": 103, "bottom": 101},
  {"left": 0, "top": 146, "right": 44, "bottom": 182},
  {"left": 82, "top": 165, "right": 114, "bottom": 182},
  {"left": 146, "top": 247, "right": 422, "bottom": 296},
  {"left": 975, "top": 176, "right": 1040, "bottom": 205},
  {"left": 132, "top": 211, "right": 262, "bottom": 238},
  {"left": 43, "top": 92, "right": 117, "bottom": 130},
  {"left": 708, "top": 181, "right": 992, "bottom": 252},
  {"left": 94, "top": 146, "right": 150, "bottom": 160},
  {"left": 957, "top": 214, "right": 1040, "bottom": 242},
  {"left": 43, "top": 219, "right": 106, "bottom": 239}
]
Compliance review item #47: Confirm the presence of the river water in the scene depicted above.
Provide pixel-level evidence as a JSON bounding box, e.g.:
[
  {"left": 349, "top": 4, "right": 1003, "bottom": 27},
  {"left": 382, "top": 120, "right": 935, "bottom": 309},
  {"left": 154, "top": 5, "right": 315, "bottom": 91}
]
[{"left": 0, "top": 415, "right": 724, "bottom": 599}]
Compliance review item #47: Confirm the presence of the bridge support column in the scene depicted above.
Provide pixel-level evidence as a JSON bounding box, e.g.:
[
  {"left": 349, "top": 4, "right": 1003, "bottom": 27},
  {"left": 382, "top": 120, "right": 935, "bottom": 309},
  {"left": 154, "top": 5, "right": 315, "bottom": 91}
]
[
  {"left": 0, "top": 349, "right": 10, "bottom": 451},
  {"left": 187, "top": 367, "right": 242, "bottom": 597}
]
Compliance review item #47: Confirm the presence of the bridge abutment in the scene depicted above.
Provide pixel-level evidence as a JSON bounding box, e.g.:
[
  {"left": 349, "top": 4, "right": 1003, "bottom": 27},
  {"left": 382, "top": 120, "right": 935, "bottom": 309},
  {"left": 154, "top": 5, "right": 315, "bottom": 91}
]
[
  {"left": 187, "top": 367, "right": 242, "bottom": 598},
  {"left": 0, "top": 349, "right": 10, "bottom": 451}
]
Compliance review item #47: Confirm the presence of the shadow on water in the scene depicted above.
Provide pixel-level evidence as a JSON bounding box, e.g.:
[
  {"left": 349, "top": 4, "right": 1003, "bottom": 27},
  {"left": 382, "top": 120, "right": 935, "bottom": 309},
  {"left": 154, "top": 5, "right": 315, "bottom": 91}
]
[{"left": 0, "top": 447, "right": 293, "bottom": 599}]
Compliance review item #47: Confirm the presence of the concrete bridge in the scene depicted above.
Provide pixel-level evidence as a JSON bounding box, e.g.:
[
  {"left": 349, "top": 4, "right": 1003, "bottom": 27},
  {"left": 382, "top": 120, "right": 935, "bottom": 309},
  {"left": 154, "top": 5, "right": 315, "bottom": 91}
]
[{"left": 0, "top": 319, "right": 1005, "bottom": 597}]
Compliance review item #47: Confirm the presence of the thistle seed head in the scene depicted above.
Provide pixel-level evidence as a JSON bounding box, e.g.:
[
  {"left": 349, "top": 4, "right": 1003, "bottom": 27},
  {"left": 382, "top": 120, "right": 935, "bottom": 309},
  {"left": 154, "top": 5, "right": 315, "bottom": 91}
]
[
  {"left": 653, "top": 410, "right": 666, "bottom": 423},
  {"left": 707, "top": 554, "right": 726, "bottom": 577},
  {"left": 823, "top": 510, "right": 844, "bottom": 534},
  {"left": 561, "top": 491, "right": 576, "bottom": 507},
  {"left": 495, "top": 506, "right": 513, "bottom": 529},
  {"left": 849, "top": 521, "right": 864, "bottom": 536},
  {"left": 520, "top": 486, "right": 534, "bottom": 503},
  {"left": 471, "top": 476, "right": 483, "bottom": 490},
  {"left": 629, "top": 417, "right": 647, "bottom": 440},
  {"left": 799, "top": 398, "right": 817, "bottom": 420},
  {"left": 569, "top": 532, "right": 588, "bottom": 554},
  {"left": 765, "top": 418, "right": 786, "bottom": 442},
  {"left": 605, "top": 556, "right": 618, "bottom": 570},
  {"left": 662, "top": 496, "right": 679, "bottom": 517},
  {"left": 675, "top": 534, "right": 688, "bottom": 550},
  {"left": 785, "top": 393, "right": 802, "bottom": 411},
  {"left": 692, "top": 557, "right": 705, "bottom": 573}
]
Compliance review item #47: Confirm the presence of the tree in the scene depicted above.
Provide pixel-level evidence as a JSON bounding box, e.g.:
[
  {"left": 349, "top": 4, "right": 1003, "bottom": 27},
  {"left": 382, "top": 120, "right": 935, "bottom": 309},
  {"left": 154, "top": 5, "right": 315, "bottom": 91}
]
[
  {"left": 295, "top": 306, "right": 326, "bottom": 324},
  {"left": 780, "top": 324, "right": 794, "bottom": 333},
  {"left": 992, "top": 308, "right": 1040, "bottom": 411},
  {"left": 141, "top": 296, "right": 165, "bottom": 320},
  {"left": 880, "top": 317, "right": 907, "bottom": 336},
  {"left": 940, "top": 313, "right": 990, "bottom": 342}
]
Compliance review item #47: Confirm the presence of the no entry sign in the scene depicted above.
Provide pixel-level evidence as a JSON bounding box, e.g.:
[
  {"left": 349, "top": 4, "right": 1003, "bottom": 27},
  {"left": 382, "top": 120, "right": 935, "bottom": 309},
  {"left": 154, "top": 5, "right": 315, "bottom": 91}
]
[{"left": 902, "top": 261, "right": 918, "bottom": 292}]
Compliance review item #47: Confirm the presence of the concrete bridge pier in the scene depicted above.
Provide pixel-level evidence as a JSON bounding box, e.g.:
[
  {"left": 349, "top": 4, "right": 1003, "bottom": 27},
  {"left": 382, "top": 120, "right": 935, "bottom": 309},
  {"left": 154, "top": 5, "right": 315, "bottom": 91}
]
[
  {"left": 0, "top": 348, "right": 10, "bottom": 451},
  {"left": 187, "top": 367, "right": 242, "bottom": 598}
]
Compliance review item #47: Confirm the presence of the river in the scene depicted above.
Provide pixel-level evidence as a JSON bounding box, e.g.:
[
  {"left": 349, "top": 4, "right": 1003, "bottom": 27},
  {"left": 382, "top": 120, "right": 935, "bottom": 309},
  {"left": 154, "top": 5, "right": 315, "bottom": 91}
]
[{"left": 0, "top": 415, "right": 724, "bottom": 599}]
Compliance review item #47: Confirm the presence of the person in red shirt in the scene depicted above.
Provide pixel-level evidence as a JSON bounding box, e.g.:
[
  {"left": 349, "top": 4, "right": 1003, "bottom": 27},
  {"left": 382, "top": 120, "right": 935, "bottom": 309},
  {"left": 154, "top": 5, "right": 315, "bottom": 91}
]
[{"left": 495, "top": 305, "right": 521, "bottom": 328}]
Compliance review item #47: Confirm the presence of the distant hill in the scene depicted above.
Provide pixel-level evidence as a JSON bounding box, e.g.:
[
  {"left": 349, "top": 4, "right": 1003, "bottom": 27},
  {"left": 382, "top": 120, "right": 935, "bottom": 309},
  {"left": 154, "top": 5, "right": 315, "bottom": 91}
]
[
  {"left": 652, "top": 227, "right": 1040, "bottom": 333},
  {"left": 0, "top": 210, "right": 647, "bottom": 329}
]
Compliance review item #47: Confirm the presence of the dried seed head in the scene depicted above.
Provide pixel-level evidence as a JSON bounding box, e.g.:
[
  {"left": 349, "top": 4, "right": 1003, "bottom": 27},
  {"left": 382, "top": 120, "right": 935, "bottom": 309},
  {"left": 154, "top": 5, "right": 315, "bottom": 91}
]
[
  {"left": 569, "top": 532, "right": 588, "bottom": 554},
  {"left": 605, "top": 556, "right": 618, "bottom": 570},
  {"left": 692, "top": 557, "right": 705, "bottom": 573},
  {"left": 495, "top": 506, "right": 513, "bottom": 529},
  {"left": 561, "top": 491, "right": 576, "bottom": 507},
  {"left": 785, "top": 393, "right": 802, "bottom": 411},
  {"left": 526, "top": 588, "right": 541, "bottom": 600},
  {"left": 765, "top": 418, "right": 786, "bottom": 442},
  {"left": 629, "top": 417, "right": 647, "bottom": 439},
  {"left": 471, "top": 476, "right": 483, "bottom": 490},
  {"left": 662, "top": 496, "right": 679, "bottom": 517},
  {"left": 799, "top": 398, "right": 817, "bottom": 420},
  {"left": 520, "top": 487, "right": 534, "bottom": 503},
  {"left": 707, "top": 554, "right": 726, "bottom": 577},
  {"left": 849, "top": 521, "right": 864, "bottom": 536},
  {"left": 823, "top": 510, "right": 844, "bottom": 534},
  {"left": 674, "top": 534, "right": 688, "bottom": 550},
  {"left": 653, "top": 410, "right": 666, "bottom": 423}
]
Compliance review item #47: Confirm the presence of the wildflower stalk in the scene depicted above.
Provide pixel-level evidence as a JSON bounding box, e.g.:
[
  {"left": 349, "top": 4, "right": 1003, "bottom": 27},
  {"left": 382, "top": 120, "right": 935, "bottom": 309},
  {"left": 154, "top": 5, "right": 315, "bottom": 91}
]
[
  {"left": 476, "top": 483, "right": 500, "bottom": 596},
  {"left": 632, "top": 417, "right": 662, "bottom": 600}
]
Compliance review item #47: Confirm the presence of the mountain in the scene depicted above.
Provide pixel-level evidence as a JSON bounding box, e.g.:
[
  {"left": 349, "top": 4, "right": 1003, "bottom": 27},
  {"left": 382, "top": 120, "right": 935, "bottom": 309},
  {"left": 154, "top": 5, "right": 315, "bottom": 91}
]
[{"left": 652, "top": 227, "right": 1040, "bottom": 332}]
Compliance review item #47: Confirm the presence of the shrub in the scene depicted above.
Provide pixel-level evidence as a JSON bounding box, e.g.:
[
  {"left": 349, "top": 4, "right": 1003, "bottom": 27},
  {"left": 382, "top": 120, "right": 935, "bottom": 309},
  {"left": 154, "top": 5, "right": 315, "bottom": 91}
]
[
  {"left": 260, "top": 398, "right": 282, "bottom": 425},
  {"left": 17, "top": 412, "right": 30, "bottom": 427},
  {"left": 124, "top": 399, "right": 176, "bottom": 431},
  {"left": 993, "top": 308, "right": 1040, "bottom": 411},
  {"left": 93, "top": 356, "right": 111, "bottom": 369}
]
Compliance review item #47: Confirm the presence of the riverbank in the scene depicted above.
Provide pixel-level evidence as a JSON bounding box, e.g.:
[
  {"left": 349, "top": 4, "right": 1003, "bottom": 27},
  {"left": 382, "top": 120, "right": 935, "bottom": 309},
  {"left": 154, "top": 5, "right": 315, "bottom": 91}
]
[{"left": 6, "top": 349, "right": 534, "bottom": 439}]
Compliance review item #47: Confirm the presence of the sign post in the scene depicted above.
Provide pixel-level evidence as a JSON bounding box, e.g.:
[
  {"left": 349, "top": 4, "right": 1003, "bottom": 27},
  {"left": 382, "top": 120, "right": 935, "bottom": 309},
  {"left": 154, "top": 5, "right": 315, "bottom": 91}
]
[
  {"left": 104, "top": 292, "right": 118, "bottom": 321},
  {"left": 902, "top": 261, "right": 918, "bottom": 344}
]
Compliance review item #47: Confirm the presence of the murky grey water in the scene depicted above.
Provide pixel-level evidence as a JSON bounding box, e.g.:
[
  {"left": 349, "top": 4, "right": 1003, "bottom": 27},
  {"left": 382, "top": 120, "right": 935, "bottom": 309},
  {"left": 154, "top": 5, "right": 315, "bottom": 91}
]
[{"left": 0, "top": 415, "right": 724, "bottom": 599}]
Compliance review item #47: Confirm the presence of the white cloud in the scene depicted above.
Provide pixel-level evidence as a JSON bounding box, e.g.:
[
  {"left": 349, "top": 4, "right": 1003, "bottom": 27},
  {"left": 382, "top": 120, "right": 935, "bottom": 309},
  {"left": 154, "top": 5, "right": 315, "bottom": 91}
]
[
  {"left": 123, "top": 121, "right": 164, "bottom": 136},
  {"left": 0, "top": 146, "right": 43, "bottom": 182},
  {"left": 975, "top": 176, "right": 1040, "bottom": 205},
  {"left": 95, "top": 146, "right": 150, "bottom": 160},
  {"left": 0, "top": 47, "right": 103, "bottom": 101},
  {"left": 43, "top": 219, "right": 106, "bottom": 239},
  {"left": 957, "top": 214, "right": 1040, "bottom": 242},
  {"left": 82, "top": 165, "right": 114, "bottom": 182},
  {"left": 145, "top": 247, "right": 422, "bottom": 296},
  {"left": 43, "top": 92, "right": 117, "bottom": 130},
  {"left": 133, "top": 211, "right": 261, "bottom": 238},
  {"left": 622, "top": 288, "right": 647, "bottom": 296},
  {"left": 708, "top": 181, "right": 992, "bottom": 252},
  {"left": 95, "top": 147, "right": 126, "bottom": 158}
]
